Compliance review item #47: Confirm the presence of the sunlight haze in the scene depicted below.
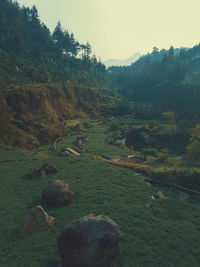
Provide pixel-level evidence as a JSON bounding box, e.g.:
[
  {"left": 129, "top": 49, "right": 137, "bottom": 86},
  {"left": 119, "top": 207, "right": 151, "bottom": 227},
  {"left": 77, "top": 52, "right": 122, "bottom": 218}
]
[{"left": 17, "top": 0, "right": 200, "bottom": 60}]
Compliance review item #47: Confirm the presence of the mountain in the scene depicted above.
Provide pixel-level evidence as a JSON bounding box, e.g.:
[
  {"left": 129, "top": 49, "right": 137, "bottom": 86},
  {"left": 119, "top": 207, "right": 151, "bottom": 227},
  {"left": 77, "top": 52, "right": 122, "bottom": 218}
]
[{"left": 104, "top": 52, "right": 141, "bottom": 67}]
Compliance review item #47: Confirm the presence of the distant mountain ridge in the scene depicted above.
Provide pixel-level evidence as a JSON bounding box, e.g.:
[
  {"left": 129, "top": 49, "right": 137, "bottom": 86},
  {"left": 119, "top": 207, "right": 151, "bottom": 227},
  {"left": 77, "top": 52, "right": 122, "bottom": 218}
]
[{"left": 104, "top": 52, "right": 141, "bottom": 67}]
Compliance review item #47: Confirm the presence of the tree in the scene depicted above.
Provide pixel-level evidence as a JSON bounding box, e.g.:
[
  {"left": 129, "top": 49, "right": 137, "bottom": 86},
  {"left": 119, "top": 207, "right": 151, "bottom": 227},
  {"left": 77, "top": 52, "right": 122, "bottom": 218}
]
[
  {"left": 162, "top": 111, "right": 176, "bottom": 135},
  {"left": 189, "top": 124, "right": 200, "bottom": 142},
  {"left": 152, "top": 46, "right": 159, "bottom": 55},
  {"left": 52, "top": 21, "right": 68, "bottom": 56},
  {"left": 81, "top": 41, "right": 91, "bottom": 59}
]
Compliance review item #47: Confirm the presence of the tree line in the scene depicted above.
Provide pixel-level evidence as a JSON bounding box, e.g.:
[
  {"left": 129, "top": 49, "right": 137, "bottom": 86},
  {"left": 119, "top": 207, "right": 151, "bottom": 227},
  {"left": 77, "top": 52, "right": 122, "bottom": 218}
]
[
  {"left": 0, "top": 0, "right": 107, "bottom": 91},
  {"left": 108, "top": 45, "right": 200, "bottom": 123}
]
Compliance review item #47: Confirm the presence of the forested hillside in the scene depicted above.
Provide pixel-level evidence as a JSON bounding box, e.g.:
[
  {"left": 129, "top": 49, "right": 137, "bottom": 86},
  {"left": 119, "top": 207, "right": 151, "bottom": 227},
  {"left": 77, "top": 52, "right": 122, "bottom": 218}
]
[
  {"left": 0, "top": 0, "right": 114, "bottom": 149},
  {"left": 107, "top": 45, "right": 200, "bottom": 192},
  {"left": 108, "top": 46, "right": 200, "bottom": 122}
]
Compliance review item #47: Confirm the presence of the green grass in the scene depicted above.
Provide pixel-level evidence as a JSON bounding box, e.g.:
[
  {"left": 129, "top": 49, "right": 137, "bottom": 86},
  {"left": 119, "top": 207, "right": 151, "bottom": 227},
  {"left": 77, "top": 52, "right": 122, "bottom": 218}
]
[{"left": 1, "top": 123, "right": 200, "bottom": 266}]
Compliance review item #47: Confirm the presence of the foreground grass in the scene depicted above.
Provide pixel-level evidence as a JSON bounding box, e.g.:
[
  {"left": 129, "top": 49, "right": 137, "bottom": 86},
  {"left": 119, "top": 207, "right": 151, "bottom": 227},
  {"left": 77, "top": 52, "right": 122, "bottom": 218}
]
[{"left": 1, "top": 123, "right": 200, "bottom": 266}]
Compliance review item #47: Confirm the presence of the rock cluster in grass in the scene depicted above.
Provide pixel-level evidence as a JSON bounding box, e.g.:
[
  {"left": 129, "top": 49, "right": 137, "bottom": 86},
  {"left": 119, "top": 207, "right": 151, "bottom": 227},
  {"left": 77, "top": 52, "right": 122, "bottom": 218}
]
[
  {"left": 42, "top": 179, "right": 75, "bottom": 206},
  {"left": 19, "top": 205, "right": 55, "bottom": 235},
  {"left": 57, "top": 214, "right": 122, "bottom": 267},
  {"left": 29, "top": 163, "right": 58, "bottom": 178}
]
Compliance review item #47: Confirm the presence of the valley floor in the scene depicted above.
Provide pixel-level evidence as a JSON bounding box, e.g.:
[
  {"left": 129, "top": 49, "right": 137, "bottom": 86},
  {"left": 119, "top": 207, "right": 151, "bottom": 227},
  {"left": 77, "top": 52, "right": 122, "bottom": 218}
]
[{"left": 1, "top": 121, "right": 200, "bottom": 266}]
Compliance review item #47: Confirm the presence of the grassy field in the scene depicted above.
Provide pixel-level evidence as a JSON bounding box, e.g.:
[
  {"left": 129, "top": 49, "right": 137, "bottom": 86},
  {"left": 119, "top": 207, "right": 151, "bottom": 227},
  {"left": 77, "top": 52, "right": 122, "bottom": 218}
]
[{"left": 1, "top": 122, "right": 200, "bottom": 266}]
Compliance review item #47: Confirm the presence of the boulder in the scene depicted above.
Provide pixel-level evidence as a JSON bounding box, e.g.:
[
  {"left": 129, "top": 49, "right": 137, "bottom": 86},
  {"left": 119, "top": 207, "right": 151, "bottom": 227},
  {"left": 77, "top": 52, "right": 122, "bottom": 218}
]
[
  {"left": 29, "top": 167, "right": 45, "bottom": 178},
  {"left": 19, "top": 205, "right": 55, "bottom": 235},
  {"left": 42, "top": 179, "right": 74, "bottom": 206},
  {"left": 29, "top": 163, "right": 58, "bottom": 178},
  {"left": 42, "top": 163, "right": 58, "bottom": 175},
  {"left": 57, "top": 214, "right": 122, "bottom": 267}
]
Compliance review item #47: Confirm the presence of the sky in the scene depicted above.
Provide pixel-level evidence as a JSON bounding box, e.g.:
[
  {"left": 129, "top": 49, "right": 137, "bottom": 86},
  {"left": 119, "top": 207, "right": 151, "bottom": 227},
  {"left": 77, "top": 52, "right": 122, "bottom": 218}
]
[{"left": 16, "top": 0, "right": 200, "bottom": 61}]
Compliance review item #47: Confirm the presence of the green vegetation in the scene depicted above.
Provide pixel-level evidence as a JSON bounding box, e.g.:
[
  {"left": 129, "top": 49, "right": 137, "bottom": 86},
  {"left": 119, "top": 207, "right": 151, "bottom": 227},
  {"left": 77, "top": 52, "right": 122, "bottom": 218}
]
[
  {"left": 1, "top": 1, "right": 200, "bottom": 266},
  {"left": 1, "top": 122, "right": 200, "bottom": 267},
  {"left": 0, "top": 1, "right": 107, "bottom": 87},
  {"left": 105, "top": 117, "right": 200, "bottom": 191},
  {"left": 108, "top": 46, "right": 200, "bottom": 123},
  {"left": 0, "top": 0, "right": 118, "bottom": 149}
]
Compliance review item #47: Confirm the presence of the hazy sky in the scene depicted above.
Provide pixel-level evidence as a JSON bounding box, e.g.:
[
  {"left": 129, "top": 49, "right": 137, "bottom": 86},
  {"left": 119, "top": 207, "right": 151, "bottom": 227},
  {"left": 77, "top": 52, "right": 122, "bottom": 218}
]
[{"left": 17, "top": 0, "right": 200, "bottom": 60}]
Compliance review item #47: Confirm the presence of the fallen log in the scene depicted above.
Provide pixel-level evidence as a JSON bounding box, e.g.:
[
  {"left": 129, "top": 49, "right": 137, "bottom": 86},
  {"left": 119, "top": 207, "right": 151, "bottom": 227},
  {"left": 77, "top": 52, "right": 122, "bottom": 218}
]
[
  {"left": 66, "top": 147, "right": 80, "bottom": 156},
  {"left": 53, "top": 137, "right": 63, "bottom": 151}
]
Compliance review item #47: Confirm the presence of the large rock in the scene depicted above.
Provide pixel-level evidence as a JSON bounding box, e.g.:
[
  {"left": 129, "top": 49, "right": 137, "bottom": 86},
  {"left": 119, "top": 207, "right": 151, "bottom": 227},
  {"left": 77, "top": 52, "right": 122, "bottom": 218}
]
[
  {"left": 29, "top": 167, "right": 46, "bottom": 178},
  {"left": 57, "top": 214, "right": 122, "bottom": 267},
  {"left": 42, "top": 163, "right": 58, "bottom": 175},
  {"left": 19, "top": 205, "right": 55, "bottom": 235},
  {"left": 42, "top": 179, "right": 74, "bottom": 206}
]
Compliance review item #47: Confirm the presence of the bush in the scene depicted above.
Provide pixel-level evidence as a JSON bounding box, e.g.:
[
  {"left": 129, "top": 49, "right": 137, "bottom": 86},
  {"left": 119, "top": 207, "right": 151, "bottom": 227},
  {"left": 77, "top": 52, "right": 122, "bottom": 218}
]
[
  {"left": 186, "top": 141, "right": 200, "bottom": 166},
  {"left": 142, "top": 148, "right": 158, "bottom": 157},
  {"left": 109, "top": 121, "right": 120, "bottom": 131}
]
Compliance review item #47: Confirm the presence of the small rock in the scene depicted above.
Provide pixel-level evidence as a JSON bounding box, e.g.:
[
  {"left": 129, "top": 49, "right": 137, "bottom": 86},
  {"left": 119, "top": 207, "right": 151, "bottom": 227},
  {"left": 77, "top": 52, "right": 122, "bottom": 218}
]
[
  {"left": 19, "top": 205, "right": 55, "bottom": 235},
  {"left": 61, "top": 146, "right": 68, "bottom": 153},
  {"left": 152, "top": 191, "right": 167, "bottom": 200},
  {"left": 42, "top": 179, "right": 75, "bottom": 206},
  {"left": 57, "top": 214, "right": 122, "bottom": 267},
  {"left": 61, "top": 151, "right": 70, "bottom": 156},
  {"left": 29, "top": 167, "right": 45, "bottom": 179},
  {"left": 42, "top": 163, "right": 58, "bottom": 175},
  {"left": 76, "top": 136, "right": 88, "bottom": 147}
]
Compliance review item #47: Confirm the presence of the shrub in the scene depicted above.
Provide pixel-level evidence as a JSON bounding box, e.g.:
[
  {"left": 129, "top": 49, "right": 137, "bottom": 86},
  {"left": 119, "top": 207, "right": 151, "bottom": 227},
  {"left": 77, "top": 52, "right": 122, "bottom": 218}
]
[
  {"left": 142, "top": 148, "right": 158, "bottom": 157},
  {"left": 186, "top": 141, "right": 200, "bottom": 166},
  {"left": 109, "top": 121, "right": 120, "bottom": 131}
]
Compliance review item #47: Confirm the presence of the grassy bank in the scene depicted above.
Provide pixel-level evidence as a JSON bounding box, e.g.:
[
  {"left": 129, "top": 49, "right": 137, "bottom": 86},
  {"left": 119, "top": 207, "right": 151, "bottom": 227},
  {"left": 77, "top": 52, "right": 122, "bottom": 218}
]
[{"left": 1, "top": 122, "right": 200, "bottom": 266}]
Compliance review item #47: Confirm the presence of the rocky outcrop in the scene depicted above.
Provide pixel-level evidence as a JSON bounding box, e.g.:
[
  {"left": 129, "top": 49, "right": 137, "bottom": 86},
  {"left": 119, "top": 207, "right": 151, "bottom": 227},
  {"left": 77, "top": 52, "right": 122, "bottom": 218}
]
[
  {"left": 42, "top": 179, "right": 74, "bottom": 206},
  {"left": 19, "top": 205, "right": 55, "bottom": 235},
  {"left": 57, "top": 214, "right": 122, "bottom": 267}
]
